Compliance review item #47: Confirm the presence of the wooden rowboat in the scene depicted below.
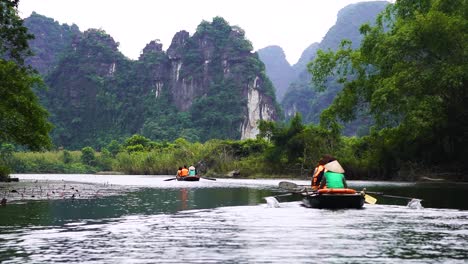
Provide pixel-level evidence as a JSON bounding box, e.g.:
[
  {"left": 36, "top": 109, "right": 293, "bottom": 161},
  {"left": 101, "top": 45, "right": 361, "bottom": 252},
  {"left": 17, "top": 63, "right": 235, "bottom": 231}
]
[
  {"left": 301, "top": 192, "right": 365, "bottom": 209},
  {"left": 278, "top": 181, "right": 365, "bottom": 209},
  {"left": 176, "top": 176, "right": 200, "bottom": 181}
]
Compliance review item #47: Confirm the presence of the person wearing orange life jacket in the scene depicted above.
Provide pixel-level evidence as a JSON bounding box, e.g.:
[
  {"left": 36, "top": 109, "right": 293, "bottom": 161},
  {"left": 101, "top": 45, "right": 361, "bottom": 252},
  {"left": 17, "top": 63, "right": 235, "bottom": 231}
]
[
  {"left": 311, "top": 155, "right": 336, "bottom": 190},
  {"left": 180, "top": 165, "right": 189, "bottom": 177},
  {"left": 176, "top": 167, "right": 182, "bottom": 177}
]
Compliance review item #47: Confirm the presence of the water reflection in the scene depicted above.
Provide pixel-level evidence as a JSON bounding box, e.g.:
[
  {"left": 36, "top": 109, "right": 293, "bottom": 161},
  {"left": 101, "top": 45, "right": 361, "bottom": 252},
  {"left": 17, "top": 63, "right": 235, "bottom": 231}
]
[{"left": 0, "top": 187, "right": 274, "bottom": 226}]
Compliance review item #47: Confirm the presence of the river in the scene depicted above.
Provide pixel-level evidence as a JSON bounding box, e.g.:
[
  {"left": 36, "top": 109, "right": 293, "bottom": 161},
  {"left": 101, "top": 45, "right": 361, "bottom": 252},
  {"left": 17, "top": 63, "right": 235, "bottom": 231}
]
[{"left": 0, "top": 174, "right": 467, "bottom": 263}]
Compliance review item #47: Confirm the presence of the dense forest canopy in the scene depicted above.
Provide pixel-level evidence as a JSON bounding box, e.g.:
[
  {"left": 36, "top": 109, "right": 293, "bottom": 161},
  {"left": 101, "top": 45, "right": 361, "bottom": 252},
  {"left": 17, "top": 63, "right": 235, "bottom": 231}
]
[
  {"left": 279, "top": 1, "right": 388, "bottom": 135},
  {"left": 0, "top": 0, "right": 52, "bottom": 150},
  {"left": 2, "top": 0, "right": 467, "bottom": 181},
  {"left": 309, "top": 0, "right": 468, "bottom": 171},
  {"left": 25, "top": 14, "right": 278, "bottom": 149}
]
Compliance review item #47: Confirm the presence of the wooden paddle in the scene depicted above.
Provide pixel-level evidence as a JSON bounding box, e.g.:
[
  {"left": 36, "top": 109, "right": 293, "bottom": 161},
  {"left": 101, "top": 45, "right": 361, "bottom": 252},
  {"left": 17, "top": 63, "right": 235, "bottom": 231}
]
[
  {"left": 200, "top": 176, "right": 216, "bottom": 181},
  {"left": 365, "top": 191, "right": 421, "bottom": 201},
  {"left": 164, "top": 177, "right": 177, "bottom": 181},
  {"left": 364, "top": 194, "right": 377, "bottom": 204},
  {"left": 278, "top": 181, "right": 308, "bottom": 192}
]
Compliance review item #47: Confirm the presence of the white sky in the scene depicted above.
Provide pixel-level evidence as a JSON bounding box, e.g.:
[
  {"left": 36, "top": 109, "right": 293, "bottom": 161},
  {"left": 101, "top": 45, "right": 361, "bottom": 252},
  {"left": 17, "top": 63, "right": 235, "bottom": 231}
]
[{"left": 18, "top": 0, "right": 383, "bottom": 65}]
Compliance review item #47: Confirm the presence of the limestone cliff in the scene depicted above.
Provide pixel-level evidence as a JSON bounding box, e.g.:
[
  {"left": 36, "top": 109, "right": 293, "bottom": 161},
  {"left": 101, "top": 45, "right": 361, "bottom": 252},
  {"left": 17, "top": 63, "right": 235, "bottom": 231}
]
[
  {"left": 136, "top": 18, "right": 279, "bottom": 140},
  {"left": 28, "top": 15, "right": 279, "bottom": 147}
]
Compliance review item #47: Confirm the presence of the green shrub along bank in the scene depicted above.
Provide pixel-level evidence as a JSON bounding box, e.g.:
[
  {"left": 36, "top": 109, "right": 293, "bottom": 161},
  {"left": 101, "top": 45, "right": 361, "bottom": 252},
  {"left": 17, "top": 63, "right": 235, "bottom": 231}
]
[
  {"left": 8, "top": 137, "right": 276, "bottom": 177},
  {"left": 7, "top": 115, "right": 464, "bottom": 181}
]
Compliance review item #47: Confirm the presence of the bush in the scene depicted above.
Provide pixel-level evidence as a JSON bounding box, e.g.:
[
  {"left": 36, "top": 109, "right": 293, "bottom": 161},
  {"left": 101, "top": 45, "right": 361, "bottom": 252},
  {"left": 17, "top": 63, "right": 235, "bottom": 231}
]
[
  {"left": 81, "top": 146, "right": 96, "bottom": 166},
  {"left": 62, "top": 150, "right": 73, "bottom": 164},
  {"left": 0, "top": 164, "right": 11, "bottom": 181},
  {"left": 107, "top": 140, "right": 122, "bottom": 157}
]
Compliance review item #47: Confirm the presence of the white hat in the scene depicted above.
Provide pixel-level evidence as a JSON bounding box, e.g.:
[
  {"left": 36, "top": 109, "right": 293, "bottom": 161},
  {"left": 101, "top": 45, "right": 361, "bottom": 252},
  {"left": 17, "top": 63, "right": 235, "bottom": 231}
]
[{"left": 324, "top": 160, "right": 345, "bottom": 173}]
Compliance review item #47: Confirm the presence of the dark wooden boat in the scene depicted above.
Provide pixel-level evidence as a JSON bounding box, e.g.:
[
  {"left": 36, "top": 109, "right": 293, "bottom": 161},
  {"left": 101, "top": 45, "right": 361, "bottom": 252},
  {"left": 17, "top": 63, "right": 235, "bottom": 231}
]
[
  {"left": 302, "top": 191, "right": 365, "bottom": 209},
  {"left": 278, "top": 182, "right": 366, "bottom": 209},
  {"left": 176, "top": 176, "right": 200, "bottom": 181}
]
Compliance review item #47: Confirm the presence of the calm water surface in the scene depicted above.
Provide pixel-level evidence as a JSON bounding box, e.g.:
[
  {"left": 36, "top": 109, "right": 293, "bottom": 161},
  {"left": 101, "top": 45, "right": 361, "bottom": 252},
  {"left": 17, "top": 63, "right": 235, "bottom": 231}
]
[{"left": 0, "top": 174, "right": 467, "bottom": 263}]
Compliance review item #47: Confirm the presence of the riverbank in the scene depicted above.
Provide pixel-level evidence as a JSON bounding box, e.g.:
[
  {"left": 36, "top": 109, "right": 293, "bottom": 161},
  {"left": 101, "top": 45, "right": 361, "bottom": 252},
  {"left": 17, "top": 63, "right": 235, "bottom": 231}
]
[{"left": 2, "top": 133, "right": 466, "bottom": 182}]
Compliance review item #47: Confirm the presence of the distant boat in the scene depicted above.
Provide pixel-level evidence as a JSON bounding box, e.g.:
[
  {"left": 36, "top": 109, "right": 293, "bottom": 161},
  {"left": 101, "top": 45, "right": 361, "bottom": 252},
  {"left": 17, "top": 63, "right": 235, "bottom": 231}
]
[{"left": 176, "top": 175, "right": 200, "bottom": 181}]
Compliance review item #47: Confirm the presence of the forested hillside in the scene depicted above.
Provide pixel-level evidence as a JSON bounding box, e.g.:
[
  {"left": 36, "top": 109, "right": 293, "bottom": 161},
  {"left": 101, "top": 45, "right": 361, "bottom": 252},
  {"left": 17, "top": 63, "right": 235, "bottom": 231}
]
[
  {"left": 24, "top": 15, "right": 279, "bottom": 149},
  {"left": 3, "top": 0, "right": 466, "bottom": 180},
  {"left": 259, "top": 1, "right": 388, "bottom": 135},
  {"left": 283, "top": 1, "right": 388, "bottom": 134},
  {"left": 23, "top": 12, "right": 81, "bottom": 75}
]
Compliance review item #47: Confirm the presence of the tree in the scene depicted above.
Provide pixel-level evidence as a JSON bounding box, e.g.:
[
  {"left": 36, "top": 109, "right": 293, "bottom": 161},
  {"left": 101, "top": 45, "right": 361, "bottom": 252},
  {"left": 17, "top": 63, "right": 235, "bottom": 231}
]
[
  {"left": 309, "top": 0, "right": 468, "bottom": 168},
  {"left": 0, "top": 0, "right": 52, "bottom": 150},
  {"left": 80, "top": 146, "right": 96, "bottom": 166}
]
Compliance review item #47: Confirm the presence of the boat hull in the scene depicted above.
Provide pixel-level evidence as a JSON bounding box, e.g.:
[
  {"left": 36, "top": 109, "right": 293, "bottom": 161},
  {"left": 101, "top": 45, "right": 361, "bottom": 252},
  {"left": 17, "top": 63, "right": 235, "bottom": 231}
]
[
  {"left": 302, "top": 193, "right": 365, "bottom": 209},
  {"left": 176, "top": 176, "right": 200, "bottom": 181}
]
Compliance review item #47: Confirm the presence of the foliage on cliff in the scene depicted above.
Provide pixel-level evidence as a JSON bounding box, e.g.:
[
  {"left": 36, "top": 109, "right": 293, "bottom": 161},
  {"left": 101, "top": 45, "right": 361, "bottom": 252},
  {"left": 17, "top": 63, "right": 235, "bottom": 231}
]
[
  {"left": 26, "top": 16, "right": 278, "bottom": 149},
  {"left": 23, "top": 12, "right": 81, "bottom": 75}
]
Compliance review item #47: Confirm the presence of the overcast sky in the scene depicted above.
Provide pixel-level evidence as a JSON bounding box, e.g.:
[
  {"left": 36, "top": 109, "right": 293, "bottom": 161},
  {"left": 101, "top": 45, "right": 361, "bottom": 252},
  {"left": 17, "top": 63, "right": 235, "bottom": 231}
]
[{"left": 18, "top": 0, "right": 385, "bottom": 65}]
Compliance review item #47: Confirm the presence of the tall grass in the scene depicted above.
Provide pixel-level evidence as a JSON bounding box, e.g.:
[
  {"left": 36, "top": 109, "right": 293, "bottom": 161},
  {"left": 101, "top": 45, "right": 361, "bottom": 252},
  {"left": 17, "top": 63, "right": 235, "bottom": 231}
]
[
  {"left": 9, "top": 138, "right": 319, "bottom": 178},
  {"left": 12, "top": 151, "right": 93, "bottom": 173}
]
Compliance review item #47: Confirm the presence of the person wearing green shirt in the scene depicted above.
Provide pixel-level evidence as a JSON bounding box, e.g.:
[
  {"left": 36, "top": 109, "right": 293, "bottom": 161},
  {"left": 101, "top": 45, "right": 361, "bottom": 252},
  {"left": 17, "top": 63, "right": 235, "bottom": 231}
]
[{"left": 319, "top": 160, "right": 348, "bottom": 189}]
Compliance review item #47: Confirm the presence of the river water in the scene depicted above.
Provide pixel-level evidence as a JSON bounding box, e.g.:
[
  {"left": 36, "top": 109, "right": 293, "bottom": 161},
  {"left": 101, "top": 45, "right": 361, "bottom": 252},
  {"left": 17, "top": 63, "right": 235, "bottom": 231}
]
[{"left": 1, "top": 174, "right": 467, "bottom": 263}]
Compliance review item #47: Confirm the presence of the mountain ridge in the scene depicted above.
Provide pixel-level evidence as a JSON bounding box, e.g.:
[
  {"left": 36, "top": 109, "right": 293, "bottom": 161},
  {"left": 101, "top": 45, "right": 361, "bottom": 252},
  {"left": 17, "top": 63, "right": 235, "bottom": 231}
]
[
  {"left": 25, "top": 15, "right": 279, "bottom": 149},
  {"left": 259, "top": 1, "right": 389, "bottom": 135}
]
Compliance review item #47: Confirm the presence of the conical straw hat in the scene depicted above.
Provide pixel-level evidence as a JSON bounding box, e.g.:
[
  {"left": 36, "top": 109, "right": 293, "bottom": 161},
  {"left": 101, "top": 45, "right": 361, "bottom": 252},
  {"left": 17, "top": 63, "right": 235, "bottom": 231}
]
[{"left": 324, "top": 160, "right": 345, "bottom": 173}]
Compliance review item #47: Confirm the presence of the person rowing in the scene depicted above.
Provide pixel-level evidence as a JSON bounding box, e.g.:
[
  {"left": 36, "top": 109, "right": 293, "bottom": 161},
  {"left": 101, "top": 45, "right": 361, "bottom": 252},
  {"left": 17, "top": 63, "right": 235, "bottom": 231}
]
[
  {"left": 180, "top": 165, "right": 189, "bottom": 177},
  {"left": 319, "top": 159, "right": 348, "bottom": 189},
  {"left": 311, "top": 154, "right": 336, "bottom": 190},
  {"left": 188, "top": 165, "right": 196, "bottom": 176}
]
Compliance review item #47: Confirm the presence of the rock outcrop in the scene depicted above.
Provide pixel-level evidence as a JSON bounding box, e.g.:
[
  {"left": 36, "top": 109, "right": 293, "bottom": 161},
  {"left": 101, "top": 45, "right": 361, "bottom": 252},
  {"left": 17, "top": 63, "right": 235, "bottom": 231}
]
[{"left": 25, "top": 15, "right": 279, "bottom": 147}]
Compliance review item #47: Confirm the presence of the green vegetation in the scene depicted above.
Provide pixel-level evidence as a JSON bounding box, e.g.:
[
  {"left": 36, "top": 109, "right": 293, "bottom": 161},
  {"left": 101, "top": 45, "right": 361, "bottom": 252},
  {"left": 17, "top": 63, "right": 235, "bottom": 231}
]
[
  {"left": 309, "top": 0, "right": 468, "bottom": 178},
  {"left": 9, "top": 131, "right": 317, "bottom": 177},
  {"left": 23, "top": 12, "right": 81, "bottom": 75},
  {"left": 1, "top": 0, "right": 53, "bottom": 180},
  {"left": 0, "top": 0, "right": 52, "bottom": 151},
  {"left": 3, "top": 0, "right": 466, "bottom": 181},
  {"left": 280, "top": 1, "right": 388, "bottom": 135},
  {"left": 28, "top": 16, "right": 277, "bottom": 149}
]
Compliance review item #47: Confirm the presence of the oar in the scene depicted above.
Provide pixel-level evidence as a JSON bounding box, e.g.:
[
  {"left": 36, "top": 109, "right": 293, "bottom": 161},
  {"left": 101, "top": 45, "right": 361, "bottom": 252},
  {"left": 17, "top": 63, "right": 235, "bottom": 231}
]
[
  {"left": 200, "top": 176, "right": 216, "bottom": 181},
  {"left": 364, "top": 194, "right": 377, "bottom": 204},
  {"left": 164, "top": 177, "right": 177, "bottom": 181},
  {"left": 264, "top": 193, "right": 294, "bottom": 207},
  {"left": 364, "top": 191, "right": 421, "bottom": 201},
  {"left": 278, "top": 181, "right": 308, "bottom": 192},
  {"left": 273, "top": 193, "right": 293, "bottom": 199}
]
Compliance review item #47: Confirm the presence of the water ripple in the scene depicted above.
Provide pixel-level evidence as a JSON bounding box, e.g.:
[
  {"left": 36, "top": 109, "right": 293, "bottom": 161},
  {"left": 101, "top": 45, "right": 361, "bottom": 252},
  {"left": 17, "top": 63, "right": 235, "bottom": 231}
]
[{"left": 1, "top": 203, "right": 467, "bottom": 263}]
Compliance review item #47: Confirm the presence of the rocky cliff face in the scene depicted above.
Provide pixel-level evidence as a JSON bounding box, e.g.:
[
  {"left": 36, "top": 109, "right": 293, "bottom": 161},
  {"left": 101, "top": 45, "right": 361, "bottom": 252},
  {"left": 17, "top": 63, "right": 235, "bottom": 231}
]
[
  {"left": 240, "top": 76, "right": 277, "bottom": 139},
  {"left": 23, "top": 12, "right": 81, "bottom": 75},
  {"left": 26, "top": 15, "right": 278, "bottom": 147},
  {"left": 257, "top": 45, "right": 295, "bottom": 101},
  {"left": 137, "top": 19, "right": 279, "bottom": 140}
]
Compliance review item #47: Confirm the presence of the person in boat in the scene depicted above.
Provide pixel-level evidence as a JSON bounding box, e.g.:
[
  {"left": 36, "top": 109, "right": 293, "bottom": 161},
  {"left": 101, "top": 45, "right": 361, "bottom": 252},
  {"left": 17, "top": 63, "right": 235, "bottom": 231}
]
[
  {"left": 180, "top": 165, "right": 189, "bottom": 177},
  {"left": 176, "top": 167, "right": 182, "bottom": 177},
  {"left": 319, "top": 159, "right": 348, "bottom": 189},
  {"left": 188, "top": 165, "right": 196, "bottom": 176},
  {"left": 311, "top": 154, "right": 336, "bottom": 190}
]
